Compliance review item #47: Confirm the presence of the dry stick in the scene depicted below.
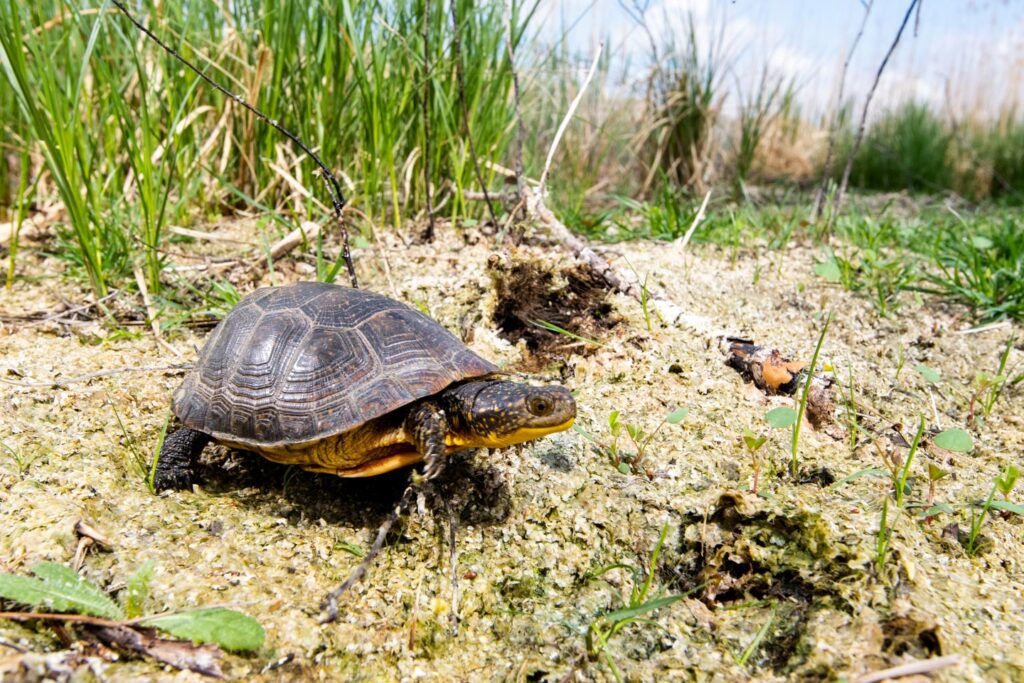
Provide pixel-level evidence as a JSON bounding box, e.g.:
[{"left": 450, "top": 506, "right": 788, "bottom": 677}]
[
  {"left": 812, "top": 0, "right": 872, "bottom": 220},
  {"left": 109, "top": 0, "right": 358, "bottom": 289},
  {"left": 420, "top": 0, "right": 436, "bottom": 241},
  {"left": 319, "top": 482, "right": 420, "bottom": 623},
  {"left": 537, "top": 42, "right": 604, "bottom": 197},
  {"left": 831, "top": 0, "right": 920, "bottom": 220},
  {"left": 0, "top": 364, "right": 192, "bottom": 389},
  {"left": 675, "top": 189, "right": 712, "bottom": 253},
  {"left": 853, "top": 654, "right": 961, "bottom": 683}
]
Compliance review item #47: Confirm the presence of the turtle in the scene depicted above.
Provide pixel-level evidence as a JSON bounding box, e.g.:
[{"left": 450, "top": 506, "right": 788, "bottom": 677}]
[{"left": 154, "top": 281, "right": 576, "bottom": 491}]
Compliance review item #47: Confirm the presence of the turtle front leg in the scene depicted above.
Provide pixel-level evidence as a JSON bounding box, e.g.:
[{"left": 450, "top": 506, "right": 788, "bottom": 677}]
[
  {"left": 153, "top": 427, "right": 210, "bottom": 492},
  {"left": 404, "top": 402, "right": 449, "bottom": 481}
]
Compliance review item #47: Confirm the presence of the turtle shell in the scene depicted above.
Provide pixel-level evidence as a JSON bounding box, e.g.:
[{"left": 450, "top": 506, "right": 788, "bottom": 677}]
[{"left": 172, "top": 282, "right": 498, "bottom": 448}]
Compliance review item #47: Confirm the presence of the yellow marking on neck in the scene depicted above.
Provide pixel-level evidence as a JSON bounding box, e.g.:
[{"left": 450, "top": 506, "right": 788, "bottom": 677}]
[{"left": 446, "top": 418, "right": 575, "bottom": 449}]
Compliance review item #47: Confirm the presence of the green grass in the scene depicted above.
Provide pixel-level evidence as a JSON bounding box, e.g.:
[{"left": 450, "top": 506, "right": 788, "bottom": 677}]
[
  {"left": 844, "top": 102, "right": 953, "bottom": 193},
  {"left": 0, "top": 0, "right": 527, "bottom": 299}
]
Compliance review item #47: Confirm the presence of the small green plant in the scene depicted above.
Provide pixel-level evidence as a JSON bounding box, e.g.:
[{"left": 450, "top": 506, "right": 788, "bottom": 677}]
[
  {"left": 0, "top": 437, "right": 41, "bottom": 475},
  {"left": 875, "top": 496, "right": 893, "bottom": 574},
  {"left": 733, "top": 602, "right": 778, "bottom": 668},
  {"left": 0, "top": 561, "right": 264, "bottom": 659},
  {"left": 585, "top": 524, "right": 695, "bottom": 682},
  {"left": 919, "top": 463, "right": 952, "bottom": 520},
  {"left": 969, "top": 336, "right": 1015, "bottom": 424},
  {"left": 741, "top": 429, "right": 768, "bottom": 495},
  {"left": 603, "top": 408, "right": 689, "bottom": 475},
  {"left": 965, "top": 464, "right": 1024, "bottom": 557},
  {"left": 789, "top": 311, "right": 831, "bottom": 477},
  {"left": 893, "top": 416, "right": 925, "bottom": 508},
  {"left": 893, "top": 343, "right": 907, "bottom": 382}
]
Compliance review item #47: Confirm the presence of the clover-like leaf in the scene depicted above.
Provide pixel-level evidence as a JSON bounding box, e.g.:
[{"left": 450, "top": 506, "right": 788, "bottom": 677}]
[
  {"left": 765, "top": 407, "right": 797, "bottom": 429},
  {"left": 932, "top": 428, "right": 973, "bottom": 453},
  {"left": 665, "top": 407, "right": 689, "bottom": 424}
]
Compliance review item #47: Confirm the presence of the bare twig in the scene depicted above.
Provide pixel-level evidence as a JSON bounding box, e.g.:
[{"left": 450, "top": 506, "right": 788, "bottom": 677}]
[
  {"left": 675, "top": 189, "right": 712, "bottom": 252},
  {"left": 854, "top": 654, "right": 961, "bottom": 683},
  {"left": 0, "top": 364, "right": 192, "bottom": 389},
  {"left": 109, "top": 0, "right": 358, "bottom": 288},
  {"left": 420, "top": 0, "right": 436, "bottom": 241},
  {"left": 538, "top": 42, "right": 604, "bottom": 196},
  {"left": 831, "top": 0, "right": 920, "bottom": 218},
  {"left": 320, "top": 483, "right": 420, "bottom": 623},
  {"left": 450, "top": 1, "right": 500, "bottom": 229},
  {"left": 269, "top": 221, "right": 321, "bottom": 261},
  {"left": 0, "top": 612, "right": 125, "bottom": 628},
  {"left": 812, "top": 0, "right": 872, "bottom": 220}
]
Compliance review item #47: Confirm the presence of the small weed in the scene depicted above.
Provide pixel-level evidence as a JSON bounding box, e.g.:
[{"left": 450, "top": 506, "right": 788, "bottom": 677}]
[
  {"left": 0, "top": 438, "right": 41, "bottom": 475},
  {"left": 966, "top": 464, "right": 1023, "bottom": 557},
  {"left": 600, "top": 408, "right": 689, "bottom": 476},
  {"left": 112, "top": 404, "right": 150, "bottom": 487},
  {"left": 790, "top": 311, "right": 831, "bottom": 477},
  {"left": 918, "top": 464, "right": 952, "bottom": 521},
  {"left": 875, "top": 496, "right": 893, "bottom": 574},
  {"left": 733, "top": 602, "right": 777, "bottom": 668},
  {"left": 741, "top": 429, "right": 768, "bottom": 495},
  {"left": 585, "top": 524, "right": 696, "bottom": 682},
  {"left": 0, "top": 560, "right": 264, "bottom": 655},
  {"left": 530, "top": 319, "right": 609, "bottom": 349},
  {"left": 893, "top": 416, "right": 925, "bottom": 508},
  {"left": 969, "top": 336, "right": 1015, "bottom": 424}
]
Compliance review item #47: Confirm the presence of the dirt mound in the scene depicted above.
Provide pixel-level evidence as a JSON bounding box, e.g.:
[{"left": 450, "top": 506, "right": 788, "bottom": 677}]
[{"left": 488, "top": 257, "right": 619, "bottom": 367}]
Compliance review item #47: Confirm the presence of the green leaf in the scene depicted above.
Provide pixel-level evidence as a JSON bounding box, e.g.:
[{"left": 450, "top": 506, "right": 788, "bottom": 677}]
[
  {"left": 765, "top": 407, "right": 797, "bottom": 429},
  {"left": 927, "top": 464, "right": 949, "bottom": 481},
  {"left": 932, "top": 428, "right": 973, "bottom": 453},
  {"left": 814, "top": 258, "right": 841, "bottom": 283},
  {"left": 915, "top": 364, "right": 941, "bottom": 384},
  {"left": 141, "top": 608, "right": 265, "bottom": 652},
  {"left": 917, "top": 502, "right": 954, "bottom": 519},
  {"left": 742, "top": 429, "right": 767, "bottom": 452},
  {"left": 665, "top": 407, "right": 689, "bottom": 424},
  {"left": 970, "top": 235, "right": 993, "bottom": 250},
  {"left": 0, "top": 563, "right": 123, "bottom": 619},
  {"left": 988, "top": 500, "right": 1024, "bottom": 516},
  {"left": 829, "top": 467, "right": 890, "bottom": 488},
  {"left": 617, "top": 462, "right": 631, "bottom": 475},
  {"left": 996, "top": 464, "right": 1020, "bottom": 496},
  {"left": 602, "top": 593, "right": 687, "bottom": 623},
  {"left": 626, "top": 424, "right": 642, "bottom": 441},
  {"left": 125, "top": 560, "right": 155, "bottom": 619}
]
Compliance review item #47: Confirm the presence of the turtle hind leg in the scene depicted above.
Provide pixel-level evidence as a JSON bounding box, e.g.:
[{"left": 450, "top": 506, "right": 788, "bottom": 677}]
[{"left": 153, "top": 427, "right": 210, "bottom": 492}]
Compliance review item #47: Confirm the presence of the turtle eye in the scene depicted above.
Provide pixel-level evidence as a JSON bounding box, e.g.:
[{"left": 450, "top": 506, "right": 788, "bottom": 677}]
[{"left": 528, "top": 396, "right": 553, "bottom": 416}]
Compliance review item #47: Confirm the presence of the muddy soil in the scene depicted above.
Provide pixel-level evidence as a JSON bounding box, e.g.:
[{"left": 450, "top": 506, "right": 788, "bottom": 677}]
[{"left": 1, "top": 218, "right": 1022, "bottom": 682}]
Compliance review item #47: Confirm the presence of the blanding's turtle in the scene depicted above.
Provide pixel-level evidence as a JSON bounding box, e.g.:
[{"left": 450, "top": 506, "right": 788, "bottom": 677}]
[{"left": 154, "top": 282, "right": 576, "bottom": 490}]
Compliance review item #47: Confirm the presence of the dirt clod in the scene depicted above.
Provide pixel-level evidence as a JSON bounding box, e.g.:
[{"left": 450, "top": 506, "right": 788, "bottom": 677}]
[{"left": 489, "top": 257, "right": 618, "bottom": 367}]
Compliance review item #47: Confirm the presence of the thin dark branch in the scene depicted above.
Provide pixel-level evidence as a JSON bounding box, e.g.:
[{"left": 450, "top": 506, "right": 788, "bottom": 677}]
[
  {"left": 450, "top": 0, "right": 500, "bottom": 228},
  {"left": 832, "top": 0, "right": 920, "bottom": 219},
  {"left": 420, "top": 0, "right": 436, "bottom": 241},
  {"left": 504, "top": 0, "right": 528, "bottom": 215},
  {"left": 812, "top": 0, "right": 872, "bottom": 220},
  {"left": 109, "top": 0, "right": 358, "bottom": 288}
]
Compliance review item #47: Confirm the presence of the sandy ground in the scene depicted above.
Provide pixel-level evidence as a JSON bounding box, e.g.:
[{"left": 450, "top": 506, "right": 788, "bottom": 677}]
[{"left": 0, "top": 217, "right": 1022, "bottom": 682}]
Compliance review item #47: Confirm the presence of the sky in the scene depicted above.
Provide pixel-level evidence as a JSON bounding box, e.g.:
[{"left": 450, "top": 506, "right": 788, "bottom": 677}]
[{"left": 536, "top": 0, "right": 1024, "bottom": 119}]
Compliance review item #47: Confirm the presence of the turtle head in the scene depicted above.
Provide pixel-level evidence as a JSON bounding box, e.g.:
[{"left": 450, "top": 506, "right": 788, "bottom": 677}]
[{"left": 442, "top": 380, "right": 576, "bottom": 449}]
